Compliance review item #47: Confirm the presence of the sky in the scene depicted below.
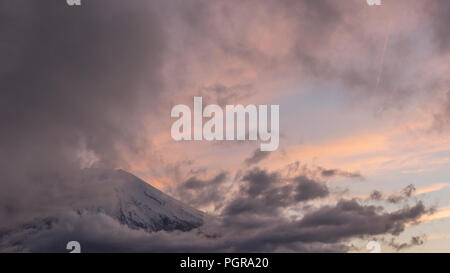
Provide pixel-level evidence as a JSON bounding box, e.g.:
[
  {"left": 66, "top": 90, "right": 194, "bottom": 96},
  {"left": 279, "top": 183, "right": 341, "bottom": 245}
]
[{"left": 1, "top": 0, "right": 450, "bottom": 252}]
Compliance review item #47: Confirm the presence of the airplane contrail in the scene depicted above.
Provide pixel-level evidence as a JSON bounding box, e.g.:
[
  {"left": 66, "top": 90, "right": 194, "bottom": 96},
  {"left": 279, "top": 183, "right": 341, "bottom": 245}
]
[{"left": 376, "top": 19, "right": 393, "bottom": 91}]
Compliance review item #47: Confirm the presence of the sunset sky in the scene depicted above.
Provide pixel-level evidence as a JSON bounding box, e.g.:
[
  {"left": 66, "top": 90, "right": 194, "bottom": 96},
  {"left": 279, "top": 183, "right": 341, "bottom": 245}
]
[
  {"left": 1, "top": 0, "right": 450, "bottom": 252},
  {"left": 111, "top": 0, "right": 450, "bottom": 251}
]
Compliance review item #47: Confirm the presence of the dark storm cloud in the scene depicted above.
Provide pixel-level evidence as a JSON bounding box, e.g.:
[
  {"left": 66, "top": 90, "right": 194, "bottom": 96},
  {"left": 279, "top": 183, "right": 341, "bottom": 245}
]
[
  {"left": 171, "top": 172, "right": 229, "bottom": 209},
  {"left": 164, "top": 157, "right": 433, "bottom": 252},
  {"left": 0, "top": 0, "right": 165, "bottom": 226},
  {"left": 174, "top": 148, "right": 369, "bottom": 216},
  {"left": 294, "top": 176, "right": 329, "bottom": 202},
  {"left": 242, "top": 168, "right": 279, "bottom": 198},
  {"left": 0, "top": 160, "right": 434, "bottom": 252},
  {"left": 172, "top": 166, "right": 333, "bottom": 217},
  {"left": 428, "top": 0, "right": 450, "bottom": 53},
  {"left": 0, "top": 198, "right": 432, "bottom": 253},
  {"left": 299, "top": 200, "right": 428, "bottom": 237},
  {"left": 241, "top": 169, "right": 331, "bottom": 203},
  {"left": 182, "top": 173, "right": 227, "bottom": 190},
  {"left": 318, "top": 167, "right": 364, "bottom": 180},
  {"left": 244, "top": 149, "right": 271, "bottom": 166},
  {"left": 228, "top": 200, "right": 432, "bottom": 252},
  {"left": 222, "top": 168, "right": 331, "bottom": 220},
  {"left": 0, "top": 0, "right": 164, "bottom": 166}
]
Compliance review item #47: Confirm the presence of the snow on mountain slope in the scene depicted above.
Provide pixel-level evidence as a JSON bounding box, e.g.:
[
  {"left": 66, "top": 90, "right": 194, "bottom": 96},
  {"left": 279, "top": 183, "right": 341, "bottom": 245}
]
[
  {"left": 0, "top": 168, "right": 204, "bottom": 252},
  {"left": 70, "top": 168, "right": 204, "bottom": 232}
]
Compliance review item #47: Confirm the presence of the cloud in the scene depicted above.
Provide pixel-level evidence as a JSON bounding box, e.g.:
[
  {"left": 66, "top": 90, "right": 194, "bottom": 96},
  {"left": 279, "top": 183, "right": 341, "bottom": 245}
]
[
  {"left": 369, "top": 184, "right": 417, "bottom": 204},
  {"left": 428, "top": 1, "right": 450, "bottom": 53},
  {"left": 0, "top": 0, "right": 444, "bottom": 253},
  {"left": 370, "top": 190, "right": 383, "bottom": 201},
  {"left": 228, "top": 200, "right": 431, "bottom": 252},
  {"left": 0, "top": 163, "right": 434, "bottom": 252},
  {"left": 318, "top": 167, "right": 364, "bottom": 180},
  {"left": 388, "top": 235, "right": 426, "bottom": 251},
  {"left": 169, "top": 160, "right": 369, "bottom": 231},
  {"left": 387, "top": 190, "right": 414, "bottom": 204},
  {"left": 221, "top": 168, "right": 331, "bottom": 218},
  {"left": 160, "top": 158, "right": 434, "bottom": 252},
  {"left": 294, "top": 176, "right": 329, "bottom": 202},
  {"left": 170, "top": 172, "right": 229, "bottom": 210},
  {"left": 0, "top": 0, "right": 167, "bottom": 226},
  {"left": 244, "top": 149, "right": 271, "bottom": 166},
  {"left": 0, "top": 198, "right": 433, "bottom": 253},
  {"left": 298, "top": 200, "right": 429, "bottom": 238},
  {"left": 199, "top": 83, "right": 255, "bottom": 107},
  {"left": 433, "top": 91, "right": 450, "bottom": 130}
]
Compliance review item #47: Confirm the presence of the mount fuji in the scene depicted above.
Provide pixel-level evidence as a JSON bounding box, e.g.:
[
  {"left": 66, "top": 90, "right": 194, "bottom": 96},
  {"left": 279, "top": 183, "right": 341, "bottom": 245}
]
[
  {"left": 73, "top": 168, "right": 204, "bottom": 232},
  {"left": 0, "top": 168, "right": 204, "bottom": 252}
]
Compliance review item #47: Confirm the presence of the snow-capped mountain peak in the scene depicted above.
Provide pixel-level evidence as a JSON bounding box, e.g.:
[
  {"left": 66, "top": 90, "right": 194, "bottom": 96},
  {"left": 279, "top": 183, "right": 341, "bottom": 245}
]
[{"left": 74, "top": 168, "right": 204, "bottom": 232}]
